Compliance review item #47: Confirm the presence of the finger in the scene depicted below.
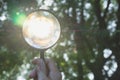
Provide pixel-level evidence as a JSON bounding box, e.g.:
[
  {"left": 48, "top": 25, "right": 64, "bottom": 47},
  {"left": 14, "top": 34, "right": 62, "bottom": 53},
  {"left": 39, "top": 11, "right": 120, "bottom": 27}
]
[
  {"left": 32, "top": 58, "right": 47, "bottom": 74},
  {"left": 29, "top": 68, "right": 37, "bottom": 78},
  {"left": 36, "top": 62, "right": 49, "bottom": 80},
  {"left": 39, "top": 59, "right": 47, "bottom": 74},
  {"left": 37, "top": 67, "right": 49, "bottom": 80},
  {"left": 46, "top": 59, "right": 59, "bottom": 72},
  {"left": 45, "top": 59, "right": 62, "bottom": 80}
]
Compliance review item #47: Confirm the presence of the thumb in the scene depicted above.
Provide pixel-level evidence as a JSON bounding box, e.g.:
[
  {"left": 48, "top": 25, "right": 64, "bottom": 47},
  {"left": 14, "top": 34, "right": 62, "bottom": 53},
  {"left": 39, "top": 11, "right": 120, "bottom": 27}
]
[
  {"left": 37, "top": 59, "right": 47, "bottom": 74},
  {"left": 36, "top": 59, "right": 49, "bottom": 80}
]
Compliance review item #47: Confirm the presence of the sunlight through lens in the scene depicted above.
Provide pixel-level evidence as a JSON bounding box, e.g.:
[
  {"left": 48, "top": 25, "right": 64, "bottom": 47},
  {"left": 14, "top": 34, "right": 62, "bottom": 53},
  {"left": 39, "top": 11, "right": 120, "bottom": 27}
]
[{"left": 23, "top": 10, "right": 60, "bottom": 49}]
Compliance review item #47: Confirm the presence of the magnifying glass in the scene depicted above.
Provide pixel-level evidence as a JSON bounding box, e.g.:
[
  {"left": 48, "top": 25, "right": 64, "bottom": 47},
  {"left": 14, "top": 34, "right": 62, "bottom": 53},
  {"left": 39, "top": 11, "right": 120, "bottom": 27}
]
[{"left": 22, "top": 9, "right": 60, "bottom": 60}]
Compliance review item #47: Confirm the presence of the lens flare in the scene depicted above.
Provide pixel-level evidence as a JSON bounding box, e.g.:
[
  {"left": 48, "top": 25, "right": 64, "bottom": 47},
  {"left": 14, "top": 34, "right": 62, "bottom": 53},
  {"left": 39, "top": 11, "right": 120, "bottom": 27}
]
[{"left": 13, "top": 12, "right": 26, "bottom": 26}]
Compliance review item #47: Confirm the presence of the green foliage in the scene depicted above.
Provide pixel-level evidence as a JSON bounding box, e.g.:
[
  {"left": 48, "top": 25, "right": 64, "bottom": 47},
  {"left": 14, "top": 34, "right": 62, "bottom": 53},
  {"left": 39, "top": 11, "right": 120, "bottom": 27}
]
[{"left": 0, "top": 46, "right": 21, "bottom": 73}]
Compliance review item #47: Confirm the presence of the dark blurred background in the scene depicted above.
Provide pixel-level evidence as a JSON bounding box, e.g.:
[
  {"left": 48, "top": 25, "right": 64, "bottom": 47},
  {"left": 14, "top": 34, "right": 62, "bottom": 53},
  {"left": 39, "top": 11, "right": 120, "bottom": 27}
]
[{"left": 0, "top": 0, "right": 120, "bottom": 80}]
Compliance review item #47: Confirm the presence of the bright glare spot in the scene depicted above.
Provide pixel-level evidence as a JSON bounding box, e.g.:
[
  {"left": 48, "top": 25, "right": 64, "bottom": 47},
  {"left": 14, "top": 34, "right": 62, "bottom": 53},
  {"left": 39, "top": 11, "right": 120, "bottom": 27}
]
[
  {"left": 16, "top": 12, "right": 20, "bottom": 15},
  {"left": 111, "top": 61, "right": 118, "bottom": 72},
  {"left": 90, "top": 59, "right": 95, "bottom": 63},
  {"left": 72, "top": 73, "right": 77, "bottom": 77},
  {"left": 27, "top": 17, "right": 53, "bottom": 39},
  {"left": 108, "top": 2, "right": 118, "bottom": 11},
  {"left": 61, "top": 0, "right": 66, "bottom": 4},
  {"left": 34, "top": 57, "right": 39, "bottom": 59},
  {"left": 68, "top": 7, "right": 72, "bottom": 17},
  {"left": 104, "top": 60, "right": 118, "bottom": 77},
  {"left": 17, "top": 76, "right": 25, "bottom": 80},
  {"left": 26, "top": 63, "right": 30, "bottom": 69},
  {"left": 85, "top": 3, "right": 91, "bottom": 9},
  {"left": 22, "top": 70, "right": 27, "bottom": 75},
  {"left": 111, "top": 55, "right": 115, "bottom": 59},
  {"left": 37, "top": 0, "right": 53, "bottom": 9},
  {"left": 63, "top": 53, "right": 69, "bottom": 61},
  {"left": 61, "top": 72, "right": 65, "bottom": 80},
  {"left": 29, "top": 19, "right": 53, "bottom": 39},
  {"left": 17, "top": 63, "right": 31, "bottom": 80},
  {"left": 0, "top": 15, "right": 7, "bottom": 21},
  {"left": 53, "top": 7, "right": 58, "bottom": 11},
  {"left": 60, "top": 42, "right": 66, "bottom": 46},
  {"left": 107, "top": 21, "right": 116, "bottom": 35},
  {"left": 84, "top": 11, "right": 90, "bottom": 20},
  {"left": 103, "top": 49, "right": 112, "bottom": 58},
  {"left": 44, "top": 0, "right": 53, "bottom": 6},
  {"left": 103, "top": 1, "right": 108, "bottom": 9},
  {"left": 108, "top": 70, "right": 113, "bottom": 77},
  {"left": 88, "top": 73, "right": 94, "bottom": 80},
  {"left": 104, "top": 65, "right": 109, "bottom": 71}
]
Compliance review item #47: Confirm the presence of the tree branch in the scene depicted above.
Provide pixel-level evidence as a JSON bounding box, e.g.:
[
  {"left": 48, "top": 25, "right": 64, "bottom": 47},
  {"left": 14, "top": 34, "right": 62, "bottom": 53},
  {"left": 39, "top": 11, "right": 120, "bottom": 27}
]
[
  {"left": 94, "top": 0, "right": 107, "bottom": 30},
  {"left": 94, "top": 0, "right": 102, "bottom": 22},
  {"left": 103, "top": 0, "right": 111, "bottom": 18}
]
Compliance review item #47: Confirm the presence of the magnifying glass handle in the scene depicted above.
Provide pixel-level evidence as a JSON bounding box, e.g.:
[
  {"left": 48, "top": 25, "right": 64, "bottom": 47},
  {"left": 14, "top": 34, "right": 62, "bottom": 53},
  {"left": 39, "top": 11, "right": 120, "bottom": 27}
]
[
  {"left": 40, "top": 50, "right": 49, "bottom": 76},
  {"left": 40, "top": 50, "right": 45, "bottom": 60}
]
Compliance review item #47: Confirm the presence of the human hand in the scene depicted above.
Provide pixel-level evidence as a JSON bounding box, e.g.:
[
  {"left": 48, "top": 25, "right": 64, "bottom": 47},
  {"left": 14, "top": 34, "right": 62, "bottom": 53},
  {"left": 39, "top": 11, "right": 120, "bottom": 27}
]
[{"left": 29, "top": 58, "right": 62, "bottom": 80}]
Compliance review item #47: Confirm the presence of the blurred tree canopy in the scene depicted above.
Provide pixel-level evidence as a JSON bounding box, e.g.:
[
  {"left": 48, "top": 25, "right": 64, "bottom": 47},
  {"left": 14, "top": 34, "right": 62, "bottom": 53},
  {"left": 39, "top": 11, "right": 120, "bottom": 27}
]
[{"left": 0, "top": 0, "right": 120, "bottom": 80}]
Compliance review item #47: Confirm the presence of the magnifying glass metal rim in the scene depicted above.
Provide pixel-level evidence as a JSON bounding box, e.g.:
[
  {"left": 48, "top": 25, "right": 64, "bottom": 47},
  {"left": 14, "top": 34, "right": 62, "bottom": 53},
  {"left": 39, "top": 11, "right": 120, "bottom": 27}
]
[{"left": 22, "top": 9, "right": 61, "bottom": 50}]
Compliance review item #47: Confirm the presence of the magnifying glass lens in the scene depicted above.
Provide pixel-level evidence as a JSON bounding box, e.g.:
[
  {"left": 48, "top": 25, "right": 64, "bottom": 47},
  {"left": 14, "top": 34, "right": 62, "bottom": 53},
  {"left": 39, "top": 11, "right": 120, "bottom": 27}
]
[{"left": 23, "top": 10, "right": 60, "bottom": 49}]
